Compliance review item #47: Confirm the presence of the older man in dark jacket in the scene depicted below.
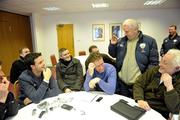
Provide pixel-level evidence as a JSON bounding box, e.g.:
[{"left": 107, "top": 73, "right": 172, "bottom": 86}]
[
  {"left": 109, "top": 19, "right": 159, "bottom": 97},
  {"left": 56, "top": 48, "right": 84, "bottom": 93},
  {"left": 133, "top": 49, "right": 180, "bottom": 119}
]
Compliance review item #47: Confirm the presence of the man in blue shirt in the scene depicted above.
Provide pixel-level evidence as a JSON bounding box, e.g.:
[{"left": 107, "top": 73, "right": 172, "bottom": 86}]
[{"left": 84, "top": 52, "right": 116, "bottom": 95}]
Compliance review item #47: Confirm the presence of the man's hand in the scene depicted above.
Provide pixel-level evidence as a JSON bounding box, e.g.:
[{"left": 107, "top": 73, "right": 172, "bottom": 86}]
[
  {"left": 43, "top": 68, "right": 52, "bottom": 81},
  {"left": 137, "top": 100, "right": 151, "bottom": 111},
  {"left": 161, "top": 73, "right": 173, "bottom": 91},
  {"left": 64, "top": 88, "right": 72, "bottom": 93},
  {"left": 111, "top": 35, "right": 118, "bottom": 44},
  {"left": 89, "top": 77, "right": 100, "bottom": 89},
  {"left": 23, "top": 97, "right": 32, "bottom": 105},
  {"left": 88, "top": 63, "right": 95, "bottom": 76},
  {"left": 0, "top": 77, "right": 9, "bottom": 103}
]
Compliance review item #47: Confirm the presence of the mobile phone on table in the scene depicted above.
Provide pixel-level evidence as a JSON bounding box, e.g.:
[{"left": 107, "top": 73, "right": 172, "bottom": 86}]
[
  {"left": 61, "top": 104, "right": 73, "bottom": 111},
  {"left": 96, "top": 97, "right": 103, "bottom": 102}
]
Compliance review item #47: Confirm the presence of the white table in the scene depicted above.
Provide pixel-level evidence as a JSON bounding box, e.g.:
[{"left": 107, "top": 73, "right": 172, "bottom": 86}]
[{"left": 7, "top": 91, "right": 166, "bottom": 120}]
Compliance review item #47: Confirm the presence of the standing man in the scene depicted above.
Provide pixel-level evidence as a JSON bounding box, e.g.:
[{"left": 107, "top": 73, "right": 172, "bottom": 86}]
[
  {"left": 19, "top": 53, "right": 60, "bottom": 105},
  {"left": 160, "top": 25, "right": 180, "bottom": 56},
  {"left": 56, "top": 48, "right": 84, "bottom": 93},
  {"left": 10, "top": 47, "right": 30, "bottom": 84},
  {"left": 133, "top": 49, "right": 180, "bottom": 119},
  {"left": 108, "top": 19, "right": 159, "bottom": 97},
  {"left": 84, "top": 52, "right": 116, "bottom": 95}
]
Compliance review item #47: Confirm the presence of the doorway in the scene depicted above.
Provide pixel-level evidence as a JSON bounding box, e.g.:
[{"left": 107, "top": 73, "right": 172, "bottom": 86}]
[{"left": 56, "top": 24, "right": 74, "bottom": 56}]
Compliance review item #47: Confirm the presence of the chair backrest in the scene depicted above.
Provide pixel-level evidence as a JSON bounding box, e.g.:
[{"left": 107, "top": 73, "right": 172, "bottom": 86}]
[
  {"left": 50, "top": 54, "right": 57, "bottom": 66},
  {"left": 14, "top": 80, "right": 20, "bottom": 100},
  {"left": 49, "top": 66, "right": 56, "bottom": 80},
  {"left": 79, "top": 51, "right": 86, "bottom": 56}
]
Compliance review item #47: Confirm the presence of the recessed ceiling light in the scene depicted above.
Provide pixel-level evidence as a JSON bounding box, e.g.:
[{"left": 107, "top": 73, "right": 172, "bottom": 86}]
[
  {"left": 43, "top": 7, "right": 59, "bottom": 11},
  {"left": 144, "top": 0, "right": 167, "bottom": 5},
  {"left": 92, "top": 3, "right": 109, "bottom": 8}
]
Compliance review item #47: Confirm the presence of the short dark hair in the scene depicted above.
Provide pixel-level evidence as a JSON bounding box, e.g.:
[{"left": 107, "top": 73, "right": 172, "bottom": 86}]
[
  {"left": 24, "top": 52, "right": 41, "bottom": 70},
  {"left": 19, "top": 47, "right": 28, "bottom": 54},
  {"left": 0, "top": 60, "right": 2, "bottom": 65},
  {"left": 89, "top": 45, "right": 97, "bottom": 53},
  {"left": 169, "top": 25, "right": 177, "bottom": 30},
  {"left": 59, "top": 48, "right": 67, "bottom": 57},
  {"left": 88, "top": 52, "right": 102, "bottom": 63}
]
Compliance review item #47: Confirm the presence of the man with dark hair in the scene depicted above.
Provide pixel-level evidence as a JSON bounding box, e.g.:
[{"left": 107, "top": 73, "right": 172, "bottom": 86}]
[
  {"left": 10, "top": 47, "right": 30, "bottom": 84},
  {"left": 85, "top": 45, "right": 115, "bottom": 70},
  {"left": 0, "top": 61, "right": 18, "bottom": 120},
  {"left": 160, "top": 25, "right": 180, "bottom": 56},
  {"left": 18, "top": 53, "right": 60, "bottom": 106},
  {"left": 84, "top": 52, "right": 116, "bottom": 95},
  {"left": 56, "top": 48, "right": 84, "bottom": 93}
]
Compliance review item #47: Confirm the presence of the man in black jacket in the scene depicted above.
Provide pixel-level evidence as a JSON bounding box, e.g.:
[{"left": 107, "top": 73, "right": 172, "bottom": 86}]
[
  {"left": 0, "top": 61, "right": 18, "bottom": 120},
  {"left": 160, "top": 25, "right": 180, "bottom": 56},
  {"left": 10, "top": 47, "right": 30, "bottom": 84}
]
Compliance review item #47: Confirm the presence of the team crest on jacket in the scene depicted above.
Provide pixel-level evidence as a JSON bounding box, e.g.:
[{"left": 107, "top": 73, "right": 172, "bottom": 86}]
[
  {"left": 140, "top": 43, "right": 146, "bottom": 52},
  {"left": 173, "top": 39, "right": 177, "bottom": 43}
]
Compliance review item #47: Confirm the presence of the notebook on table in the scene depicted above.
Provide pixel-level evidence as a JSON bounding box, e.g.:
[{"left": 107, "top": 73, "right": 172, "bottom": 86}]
[{"left": 111, "top": 99, "right": 146, "bottom": 120}]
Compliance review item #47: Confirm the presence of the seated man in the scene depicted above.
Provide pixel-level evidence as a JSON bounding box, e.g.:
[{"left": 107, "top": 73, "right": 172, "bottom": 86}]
[
  {"left": 84, "top": 52, "right": 116, "bottom": 95},
  {"left": 0, "top": 61, "right": 18, "bottom": 120},
  {"left": 10, "top": 47, "right": 30, "bottom": 84},
  {"left": 19, "top": 53, "right": 60, "bottom": 106},
  {"left": 133, "top": 49, "right": 180, "bottom": 119},
  {"left": 85, "top": 45, "right": 115, "bottom": 70},
  {"left": 56, "top": 48, "right": 84, "bottom": 93}
]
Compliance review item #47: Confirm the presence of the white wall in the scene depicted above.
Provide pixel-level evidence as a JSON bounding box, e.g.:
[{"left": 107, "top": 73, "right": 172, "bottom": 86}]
[{"left": 31, "top": 9, "right": 180, "bottom": 66}]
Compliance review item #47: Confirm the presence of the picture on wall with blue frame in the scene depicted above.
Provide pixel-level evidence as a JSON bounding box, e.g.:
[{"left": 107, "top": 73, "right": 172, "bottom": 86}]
[{"left": 92, "top": 24, "right": 105, "bottom": 41}]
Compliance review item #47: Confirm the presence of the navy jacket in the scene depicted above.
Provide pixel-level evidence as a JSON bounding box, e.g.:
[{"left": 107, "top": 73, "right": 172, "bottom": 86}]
[
  {"left": 108, "top": 31, "right": 159, "bottom": 73},
  {"left": 160, "top": 34, "right": 180, "bottom": 56},
  {"left": 19, "top": 70, "right": 60, "bottom": 104}
]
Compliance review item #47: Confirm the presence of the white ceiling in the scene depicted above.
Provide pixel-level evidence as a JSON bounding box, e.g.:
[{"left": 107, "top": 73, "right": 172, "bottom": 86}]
[{"left": 0, "top": 0, "right": 180, "bottom": 16}]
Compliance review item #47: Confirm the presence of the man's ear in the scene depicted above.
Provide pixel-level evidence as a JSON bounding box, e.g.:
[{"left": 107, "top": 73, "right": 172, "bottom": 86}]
[{"left": 30, "top": 65, "right": 35, "bottom": 70}]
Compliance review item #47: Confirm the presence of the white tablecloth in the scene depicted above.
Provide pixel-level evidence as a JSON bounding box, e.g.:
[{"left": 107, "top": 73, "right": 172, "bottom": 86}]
[{"left": 7, "top": 91, "right": 166, "bottom": 120}]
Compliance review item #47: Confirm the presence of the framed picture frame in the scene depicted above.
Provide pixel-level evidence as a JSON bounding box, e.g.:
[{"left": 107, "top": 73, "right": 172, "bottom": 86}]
[
  {"left": 92, "top": 24, "right": 105, "bottom": 41},
  {"left": 109, "top": 23, "right": 122, "bottom": 39}
]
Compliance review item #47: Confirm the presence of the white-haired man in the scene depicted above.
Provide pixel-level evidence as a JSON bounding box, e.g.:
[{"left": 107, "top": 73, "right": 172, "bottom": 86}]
[
  {"left": 108, "top": 19, "right": 159, "bottom": 97},
  {"left": 133, "top": 49, "right": 180, "bottom": 119}
]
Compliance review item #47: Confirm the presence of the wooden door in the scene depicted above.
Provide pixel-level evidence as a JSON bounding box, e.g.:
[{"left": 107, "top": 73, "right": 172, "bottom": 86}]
[
  {"left": 0, "top": 21, "right": 13, "bottom": 75},
  {"left": 0, "top": 11, "right": 32, "bottom": 76},
  {"left": 56, "top": 24, "right": 74, "bottom": 56}
]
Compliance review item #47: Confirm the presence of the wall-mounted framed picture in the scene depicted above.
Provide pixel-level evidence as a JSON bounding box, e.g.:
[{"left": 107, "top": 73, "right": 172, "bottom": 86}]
[
  {"left": 109, "top": 23, "right": 122, "bottom": 39},
  {"left": 92, "top": 24, "right": 105, "bottom": 41}
]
